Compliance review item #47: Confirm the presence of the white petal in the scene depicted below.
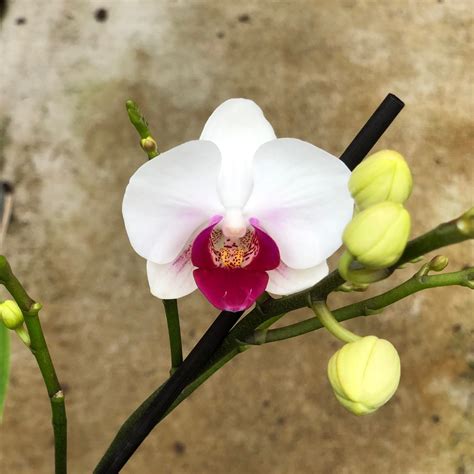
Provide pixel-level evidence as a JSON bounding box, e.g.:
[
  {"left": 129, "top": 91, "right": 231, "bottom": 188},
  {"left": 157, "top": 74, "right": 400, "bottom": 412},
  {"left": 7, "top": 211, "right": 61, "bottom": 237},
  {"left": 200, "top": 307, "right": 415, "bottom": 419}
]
[
  {"left": 146, "top": 245, "right": 197, "bottom": 299},
  {"left": 266, "top": 261, "right": 329, "bottom": 295},
  {"left": 123, "top": 140, "right": 223, "bottom": 264},
  {"left": 245, "top": 138, "right": 353, "bottom": 269},
  {"left": 200, "top": 98, "right": 276, "bottom": 209}
]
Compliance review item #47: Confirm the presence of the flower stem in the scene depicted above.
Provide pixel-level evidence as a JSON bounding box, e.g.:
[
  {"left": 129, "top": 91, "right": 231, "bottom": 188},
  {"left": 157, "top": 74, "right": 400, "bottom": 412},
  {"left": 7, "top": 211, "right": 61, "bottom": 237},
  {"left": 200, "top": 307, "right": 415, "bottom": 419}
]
[
  {"left": 0, "top": 256, "right": 67, "bottom": 474},
  {"left": 126, "top": 100, "right": 159, "bottom": 159},
  {"left": 162, "top": 299, "right": 183, "bottom": 374},
  {"left": 248, "top": 267, "right": 473, "bottom": 344},
  {"left": 311, "top": 301, "right": 361, "bottom": 343}
]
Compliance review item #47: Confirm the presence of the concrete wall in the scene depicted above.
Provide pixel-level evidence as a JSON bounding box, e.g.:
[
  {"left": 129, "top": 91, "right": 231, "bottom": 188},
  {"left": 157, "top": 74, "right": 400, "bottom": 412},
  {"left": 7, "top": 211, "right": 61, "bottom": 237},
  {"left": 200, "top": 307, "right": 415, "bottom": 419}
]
[{"left": 0, "top": 1, "right": 472, "bottom": 472}]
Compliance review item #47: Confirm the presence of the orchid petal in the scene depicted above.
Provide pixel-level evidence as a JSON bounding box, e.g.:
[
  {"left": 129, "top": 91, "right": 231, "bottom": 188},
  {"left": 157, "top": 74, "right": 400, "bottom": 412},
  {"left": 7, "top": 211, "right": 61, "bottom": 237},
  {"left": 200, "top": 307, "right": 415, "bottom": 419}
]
[
  {"left": 266, "top": 261, "right": 329, "bottom": 295},
  {"left": 123, "top": 140, "right": 223, "bottom": 264},
  {"left": 146, "top": 245, "right": 197, "bottom": 299},
  {"left": 245, "top": 138, "right": 353, "bottom": 269},
  {"left": 193, "top": 268, "right": 268, "bottom": 312},
  {"left": 200, "top": 99, "right": 276, "bottom": 209}
]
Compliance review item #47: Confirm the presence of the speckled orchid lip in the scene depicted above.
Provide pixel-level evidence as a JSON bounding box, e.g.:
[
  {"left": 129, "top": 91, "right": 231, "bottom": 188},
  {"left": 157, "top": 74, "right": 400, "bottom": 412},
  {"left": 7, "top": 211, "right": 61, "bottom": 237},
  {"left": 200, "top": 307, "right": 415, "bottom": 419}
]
[
  {"left": 122, "top": 98, "right": 354, "bottom": 309},
  {"left": 191, "top": 220, "right": 280, "bottom": 311}
]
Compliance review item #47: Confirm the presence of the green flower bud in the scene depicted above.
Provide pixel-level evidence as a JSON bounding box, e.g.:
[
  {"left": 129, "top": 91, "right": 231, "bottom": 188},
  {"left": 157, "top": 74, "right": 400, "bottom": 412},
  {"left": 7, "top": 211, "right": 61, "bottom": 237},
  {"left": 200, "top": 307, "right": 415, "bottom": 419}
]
[
  {"left": 349, "top": 150, "right": 413, "bottom": 210},
  {"left": 140, "top": 136, "right": 158, "bottom": 155},
  {"left": 0, "top": 300, "right": 24, "bottom": 330},
  {"left": 429, "top": 255, "right": 449, "bottom": 272},
  {"left": 343, "top": 201, "right": 411, "bottom": 268},
  {"left": 328, "top": 335, "right": 401, "bottom": 416}
]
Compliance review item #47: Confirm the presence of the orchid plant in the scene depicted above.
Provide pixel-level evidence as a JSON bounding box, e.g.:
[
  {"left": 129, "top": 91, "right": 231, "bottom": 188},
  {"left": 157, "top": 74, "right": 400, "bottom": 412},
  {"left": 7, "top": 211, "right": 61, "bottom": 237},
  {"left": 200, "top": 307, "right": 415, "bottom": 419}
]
[{"left": 0, "top": 94, "right": 472, "bottom": 474}]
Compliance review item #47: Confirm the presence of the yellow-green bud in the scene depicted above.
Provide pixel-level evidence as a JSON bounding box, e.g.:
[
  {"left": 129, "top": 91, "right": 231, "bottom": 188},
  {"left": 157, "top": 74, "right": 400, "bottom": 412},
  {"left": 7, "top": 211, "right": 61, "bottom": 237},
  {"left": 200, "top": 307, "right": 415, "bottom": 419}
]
[
  {"left": 429, "top": 255, "right": 449, "bottom": 272},
  {"left": 0, "top": 300, "right": 24, "bottom": 330},
  {"left": 343, "top": 201, "right": 411, "bottom": 268},
  {"left": 349, "top": 150, "right": 413, "bottom": 210},
  {"left": 140, "top": 136, "right": 158, "bottom": 154},
  {"left": 328, "top": 336, "right": 401, "bottom": 416}
]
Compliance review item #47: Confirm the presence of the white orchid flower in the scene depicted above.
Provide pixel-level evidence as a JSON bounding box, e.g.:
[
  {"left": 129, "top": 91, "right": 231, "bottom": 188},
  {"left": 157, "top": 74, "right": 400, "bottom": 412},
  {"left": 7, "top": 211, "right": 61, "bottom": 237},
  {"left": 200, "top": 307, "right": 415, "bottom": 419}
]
[{"left": 122, "top": 99, "right": 353, "bottom": 312}]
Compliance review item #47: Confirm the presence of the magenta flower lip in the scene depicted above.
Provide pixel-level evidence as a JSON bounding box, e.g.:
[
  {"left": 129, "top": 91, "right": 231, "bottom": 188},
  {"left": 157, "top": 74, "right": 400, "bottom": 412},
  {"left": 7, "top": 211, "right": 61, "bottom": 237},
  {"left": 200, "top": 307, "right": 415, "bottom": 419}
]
[{"left": 191, "top": 221, "right": 280, "bottom": 311}]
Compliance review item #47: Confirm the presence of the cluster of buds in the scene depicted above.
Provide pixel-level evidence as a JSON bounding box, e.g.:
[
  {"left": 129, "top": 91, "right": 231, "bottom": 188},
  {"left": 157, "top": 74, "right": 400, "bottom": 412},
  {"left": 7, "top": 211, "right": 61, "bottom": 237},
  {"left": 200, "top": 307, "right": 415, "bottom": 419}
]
[
  {"left": 339, "top": 150, "right": 413, "bottom": 282},
  {"left": 322, "top": 151, "right": 413, "bottom": 414},
  {"left": 0, "top": 300, "right": 30, "bottom": 346}
]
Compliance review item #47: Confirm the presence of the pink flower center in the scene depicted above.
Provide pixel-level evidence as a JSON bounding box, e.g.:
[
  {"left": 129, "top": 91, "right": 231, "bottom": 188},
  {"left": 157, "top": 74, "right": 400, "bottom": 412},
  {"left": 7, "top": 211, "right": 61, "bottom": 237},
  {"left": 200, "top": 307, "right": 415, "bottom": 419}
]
[{"left": 191, "top": 221, "right": 280, "bottom": 312}]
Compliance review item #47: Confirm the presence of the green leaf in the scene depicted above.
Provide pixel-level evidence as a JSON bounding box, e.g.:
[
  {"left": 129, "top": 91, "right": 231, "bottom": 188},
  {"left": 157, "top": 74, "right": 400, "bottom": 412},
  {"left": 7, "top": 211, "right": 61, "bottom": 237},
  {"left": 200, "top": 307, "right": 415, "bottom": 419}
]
[{"left": 0, "top": 323, "right": 10, "bottom": 423}]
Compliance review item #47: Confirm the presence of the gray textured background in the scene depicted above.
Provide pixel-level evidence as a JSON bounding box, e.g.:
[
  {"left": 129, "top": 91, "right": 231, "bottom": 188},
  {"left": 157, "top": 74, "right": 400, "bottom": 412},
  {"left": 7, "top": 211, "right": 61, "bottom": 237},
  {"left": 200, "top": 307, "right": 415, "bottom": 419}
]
[{"left": 0, "top": 1, "right": 473, "bottom": 473}]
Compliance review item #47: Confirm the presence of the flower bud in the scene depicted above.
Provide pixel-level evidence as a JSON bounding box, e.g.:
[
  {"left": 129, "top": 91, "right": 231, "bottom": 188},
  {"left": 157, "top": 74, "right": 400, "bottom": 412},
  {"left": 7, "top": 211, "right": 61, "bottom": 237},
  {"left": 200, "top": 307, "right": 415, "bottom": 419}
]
[
  {"left": 0, "top": 300, "right": 24, "bottom": 330},
  {"left": 328, "top": 335, "right": 401, "bottom": 415},
  {"left": 140, "top": 136, "right": 158, "bottom": 155},
  {"left": 343, "top": 201, "right": 411, "bottom": 268},
  {"left": 429, "top": 255, "right": 449, "bottom": 272},
  {"left": 349, "top": 150, "right": 413, "bottom": 210}
]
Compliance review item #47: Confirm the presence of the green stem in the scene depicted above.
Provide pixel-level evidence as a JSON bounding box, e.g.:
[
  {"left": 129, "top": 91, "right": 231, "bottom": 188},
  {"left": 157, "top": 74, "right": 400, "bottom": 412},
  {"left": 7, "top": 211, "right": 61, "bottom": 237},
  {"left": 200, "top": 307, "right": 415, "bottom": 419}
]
[
  {"left": 312, "top": 301, "right": 361, "bottom": 343},
  {"left": 162, "top": 299, "right": 183, "bottom": 374},
  {"left": 248, "top": 267, "right": 473, "bottom": 344},
  {"left": 0, "top": 256, "right": 67, "bottom": 474}
]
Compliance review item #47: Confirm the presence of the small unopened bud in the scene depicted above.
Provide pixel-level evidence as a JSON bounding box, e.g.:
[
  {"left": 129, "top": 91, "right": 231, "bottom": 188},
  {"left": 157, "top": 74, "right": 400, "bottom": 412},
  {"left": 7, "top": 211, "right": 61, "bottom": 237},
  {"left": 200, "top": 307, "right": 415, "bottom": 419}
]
[
  {"left": 140, "top": 136, "right": 158, "bottom": 155},
  {"left": 328, "top": 335, "right": 401, "bottom": 416},
  {"left": 429, "top": 255, "right": 449, "bottom": 272},
  {"left": 0, "top": 300, "right": 24, "bottom": 330},
  {"left": 343, "top": 202, "right": 411, "bottom": 268},
  {"left": 349, "top": 150, "right": 413, "bottom": 210}
]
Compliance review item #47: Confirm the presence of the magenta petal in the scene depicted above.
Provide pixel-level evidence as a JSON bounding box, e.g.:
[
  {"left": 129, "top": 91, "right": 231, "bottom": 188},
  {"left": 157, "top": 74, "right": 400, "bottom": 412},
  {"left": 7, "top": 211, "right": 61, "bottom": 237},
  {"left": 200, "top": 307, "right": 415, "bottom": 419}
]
[
  {"left": 193, "top": 268, "right": 269, "bottom": 312},
  {"left": 191, "top": 224, "right": 217, "bottom": 269},
  {"left": 246, "top": 227, "right": 280, "bottom": 271}
]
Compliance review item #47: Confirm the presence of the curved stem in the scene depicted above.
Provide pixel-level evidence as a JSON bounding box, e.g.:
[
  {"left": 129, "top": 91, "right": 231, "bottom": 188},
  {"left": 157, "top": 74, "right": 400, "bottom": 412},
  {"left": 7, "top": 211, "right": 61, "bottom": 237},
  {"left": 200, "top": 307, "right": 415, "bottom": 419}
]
[
  {"left": 162, "top": 299, "right": 183, "bottom": 374},
  {"left": 248, "top": 267, "right": 473, "bottom": 344},
  {"left": 0, "top": 256, "right": 67, "bottom": 474},
  {"left": 312, "top": 301, "right": 360, "bottom": 343}
]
